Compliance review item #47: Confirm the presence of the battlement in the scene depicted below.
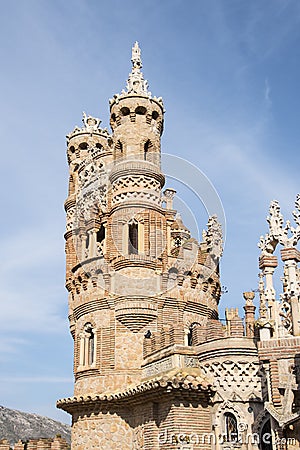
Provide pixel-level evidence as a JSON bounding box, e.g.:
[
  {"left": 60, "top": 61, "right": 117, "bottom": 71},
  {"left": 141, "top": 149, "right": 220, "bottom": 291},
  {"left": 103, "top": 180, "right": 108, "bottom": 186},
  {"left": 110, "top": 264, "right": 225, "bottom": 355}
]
[{"left": 0, "top": 436, "right": 70, "bottom": 450}]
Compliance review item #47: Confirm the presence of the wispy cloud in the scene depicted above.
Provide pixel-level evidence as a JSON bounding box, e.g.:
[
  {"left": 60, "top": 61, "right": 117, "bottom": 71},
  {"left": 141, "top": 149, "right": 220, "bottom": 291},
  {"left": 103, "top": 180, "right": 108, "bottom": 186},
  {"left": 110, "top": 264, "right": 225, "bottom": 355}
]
[{"left": 264, "top": 78, "right": 271, "bottom": 108}]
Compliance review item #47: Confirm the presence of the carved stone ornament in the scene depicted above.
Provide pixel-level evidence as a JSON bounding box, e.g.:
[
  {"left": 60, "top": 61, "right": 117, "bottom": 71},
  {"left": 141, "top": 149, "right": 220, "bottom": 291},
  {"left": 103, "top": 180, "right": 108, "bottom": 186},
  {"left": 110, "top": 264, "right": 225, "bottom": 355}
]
[
  {"left": 109, "top": 42, "right": 164, "bottom": 107},
  {"left": 66, "top": 112, "right": 111, "bottom": 141},
  {"left": 258, "top": 196, "right": 300, "bottom": 254},
  {"left": 126, "top": 41, "right": 150, "bottom": 95},
  {"left": 202, "top": 215, "right": 223, "bottom": 260},
  {"left": 279, "top": 292, "right": 293, "bottom": 333},
  {"left": 82, "top": 111, "right": 102, "bottom": 131}
]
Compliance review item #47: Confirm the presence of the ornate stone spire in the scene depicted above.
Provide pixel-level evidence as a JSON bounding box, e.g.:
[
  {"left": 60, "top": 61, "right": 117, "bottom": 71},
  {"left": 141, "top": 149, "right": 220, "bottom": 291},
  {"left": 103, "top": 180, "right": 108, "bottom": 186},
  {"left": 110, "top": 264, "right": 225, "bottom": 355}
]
[
  {"left": 131, "top": 41, "right": 142, "bottom": 69},
  {"left": 126, "top": 41, "right": 150, "bottom": 95},
  {"left": 258, "top": 196, "right": 300, "bottom": 254},
  {"left": 109, "top": 42, "right": 164, "bottom": 107},
  {"left": 257, "top": 195, "right": 300, "bottom": 338},
  {"left": 202, "top": 215, "right": 223, "bottom": 260}
]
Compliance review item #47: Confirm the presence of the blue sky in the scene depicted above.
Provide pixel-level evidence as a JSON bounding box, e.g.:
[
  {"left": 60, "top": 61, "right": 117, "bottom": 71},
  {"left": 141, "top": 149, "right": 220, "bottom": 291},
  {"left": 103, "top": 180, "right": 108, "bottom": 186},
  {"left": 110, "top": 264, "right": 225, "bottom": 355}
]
[{"left": 0, "top": 0, "right": 299, "bottom": 424}]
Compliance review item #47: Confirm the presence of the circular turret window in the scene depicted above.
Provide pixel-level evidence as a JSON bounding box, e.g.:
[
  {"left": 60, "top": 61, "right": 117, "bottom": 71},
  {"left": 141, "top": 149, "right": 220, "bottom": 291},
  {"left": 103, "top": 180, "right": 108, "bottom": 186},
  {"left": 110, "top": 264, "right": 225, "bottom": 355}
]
[
  {"left": 120, "top": 107, "right": 130, "bottom": 116},
  {"left": 135, "top": 106, "right": 147, "bottom": 115}
]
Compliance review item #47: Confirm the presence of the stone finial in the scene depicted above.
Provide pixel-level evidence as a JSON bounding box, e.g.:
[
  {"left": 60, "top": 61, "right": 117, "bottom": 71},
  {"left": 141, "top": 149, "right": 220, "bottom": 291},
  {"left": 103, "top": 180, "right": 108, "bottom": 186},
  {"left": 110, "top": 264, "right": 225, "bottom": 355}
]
[
  {"left": 163, "top": 188, "right": 176, "bottom": 209},
  {"left": 258, "top": 196, "right": 300, "bottom": 254},
  {"left": 258, "top": 272, "right": 268, "bottom": 320},
  {"left": 293, "top": 194, "right": 300, "bottom": 225},
  {"left": 126, "top": 42, "right": 150, "bottom": 95},
  {"left": 82, "top": 112, "right": 101, "bottom": 131},
  {"left": 131, "top": 41, "right": 142, "bottom": 69},
  {"left": 243, "top": 291, "right": 255, "bottom": 306},
  {"left": 202, "top": 215, "right": 223, "bottom": 260},
  {"left": 243, "top": 292, "right": 256, "bottom": 338}
]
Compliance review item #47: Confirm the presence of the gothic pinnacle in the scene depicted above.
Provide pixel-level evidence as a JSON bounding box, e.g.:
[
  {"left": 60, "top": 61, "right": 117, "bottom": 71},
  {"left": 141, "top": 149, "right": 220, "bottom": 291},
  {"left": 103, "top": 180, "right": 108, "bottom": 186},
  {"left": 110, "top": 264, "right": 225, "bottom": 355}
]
[{"left": 131, "top": 41, "right": 142, "bottom": 69}]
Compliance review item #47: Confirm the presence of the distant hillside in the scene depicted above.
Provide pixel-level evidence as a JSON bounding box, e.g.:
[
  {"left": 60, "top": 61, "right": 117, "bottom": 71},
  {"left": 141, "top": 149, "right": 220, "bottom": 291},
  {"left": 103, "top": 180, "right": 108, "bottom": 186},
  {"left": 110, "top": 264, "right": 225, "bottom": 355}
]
[{"left": 0, "top": 405, "right": 71, "bottom": 446}]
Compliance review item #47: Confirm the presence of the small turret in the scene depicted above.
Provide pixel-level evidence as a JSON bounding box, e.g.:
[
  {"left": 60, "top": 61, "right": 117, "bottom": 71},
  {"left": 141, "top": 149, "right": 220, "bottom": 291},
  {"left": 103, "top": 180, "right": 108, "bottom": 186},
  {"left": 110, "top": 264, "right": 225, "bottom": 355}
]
[{"left": 109, "top": 42, "right": 164, "bottom": 166}]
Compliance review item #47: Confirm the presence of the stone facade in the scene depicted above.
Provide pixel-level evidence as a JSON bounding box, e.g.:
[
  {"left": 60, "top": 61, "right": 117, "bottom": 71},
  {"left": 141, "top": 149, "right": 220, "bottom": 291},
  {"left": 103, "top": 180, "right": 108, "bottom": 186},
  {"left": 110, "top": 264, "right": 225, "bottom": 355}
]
[{"left": 57, "top": 43, "right": 300, "bottom": 449}]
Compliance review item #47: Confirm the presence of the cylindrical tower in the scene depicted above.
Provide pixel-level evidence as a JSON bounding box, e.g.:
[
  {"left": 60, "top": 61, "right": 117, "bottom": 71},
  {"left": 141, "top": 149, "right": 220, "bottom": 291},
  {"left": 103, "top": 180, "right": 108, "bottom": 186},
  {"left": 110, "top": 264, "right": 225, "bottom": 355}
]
[{"left": 58, "top": 43, "right": 224, "bottom": 450}]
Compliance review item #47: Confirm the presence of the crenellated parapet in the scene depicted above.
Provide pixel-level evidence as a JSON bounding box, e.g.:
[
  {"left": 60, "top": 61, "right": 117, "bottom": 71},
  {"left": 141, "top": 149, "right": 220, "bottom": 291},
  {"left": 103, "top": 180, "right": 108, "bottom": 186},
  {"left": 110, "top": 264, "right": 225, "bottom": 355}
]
[{"left": 1, "top": 436, "right": 70, "bottom": 450}]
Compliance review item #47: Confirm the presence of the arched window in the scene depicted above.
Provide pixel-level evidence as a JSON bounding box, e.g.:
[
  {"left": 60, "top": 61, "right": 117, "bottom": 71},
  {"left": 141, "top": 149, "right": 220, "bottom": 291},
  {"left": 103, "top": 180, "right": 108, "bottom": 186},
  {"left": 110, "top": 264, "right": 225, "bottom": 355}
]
[
  {"left": 88, "top": 328, "right": 94, "bottom": 365},
  {"left": 120, "top": 106, "right": 130, "bottom": 116},
  {"left": 128, "top": 220, "right": 138, "bottom": 254},
  {"left": 79, "top": 323, "right": 96, "bottom": 368},
  {"left": 225, "top": 412, "right": 238, "bottom": 442},
  {"left": 144, "top": 140, "right": 150, "bottom": 160},
  {"left": 135, "top": 106, "right": 147, "bottom": 115},
  {"left": 79, "top": 142, "right": 88, "bottom": 150},
  {"left": 97, "top": 225, "right": 105, "bottom": 243},
  {"left": 116, "top": 140, "right": 123, "bottom": 154},
  {"left": 85, "top": 232, "right": 90, "bottom": 250},
  {"left": 96, "top": 225, "right": 105, "bottom": 256},
  {"left": 187, "top": 326, "right": 193, "bottom": 346},
  {"left": 143, "top": 139, "right": 153, "bottom": 160},
  {"left": 261, "top": 419, "right": 272, "bottom": 450}
]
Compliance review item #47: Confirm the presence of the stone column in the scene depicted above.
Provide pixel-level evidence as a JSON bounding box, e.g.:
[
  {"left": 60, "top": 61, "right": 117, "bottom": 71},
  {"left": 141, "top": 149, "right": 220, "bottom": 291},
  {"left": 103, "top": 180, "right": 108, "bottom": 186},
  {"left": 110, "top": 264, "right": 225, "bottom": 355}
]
[
  {"left": 79, "top": 229, "right": 86, "bottom": 260},
  {"left": 259, "top": 255, "right": 278, "bottom": 337},
  {"left": 163, "top": 188, "right": 176, "bottom": 210},
  {"left": 88, "top": 229, "right": 97, "bottom": 258},
  {"left": 243, "top": 292, "right": 256, "bottom": 338}
]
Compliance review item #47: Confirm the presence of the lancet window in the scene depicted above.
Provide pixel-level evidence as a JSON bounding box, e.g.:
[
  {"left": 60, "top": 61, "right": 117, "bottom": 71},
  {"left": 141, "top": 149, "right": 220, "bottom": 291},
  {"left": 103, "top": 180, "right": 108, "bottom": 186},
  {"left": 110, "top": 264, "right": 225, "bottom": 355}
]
[
  {"left": 224, "top": 412, "right": 238, "bottom": 442},
  {"left": 79, "top": 323, "right": 96, "bottom": 368},
  {"left": 128, "top": 220, "right": 139, "bottom": 254}
]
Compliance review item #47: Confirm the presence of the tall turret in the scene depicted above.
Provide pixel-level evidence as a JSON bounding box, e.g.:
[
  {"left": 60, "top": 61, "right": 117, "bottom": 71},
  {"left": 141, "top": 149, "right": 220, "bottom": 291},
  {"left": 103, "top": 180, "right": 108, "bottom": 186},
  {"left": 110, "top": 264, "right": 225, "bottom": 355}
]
[{"left": 58, "top": 44, "right": 225, "bottom": 450}]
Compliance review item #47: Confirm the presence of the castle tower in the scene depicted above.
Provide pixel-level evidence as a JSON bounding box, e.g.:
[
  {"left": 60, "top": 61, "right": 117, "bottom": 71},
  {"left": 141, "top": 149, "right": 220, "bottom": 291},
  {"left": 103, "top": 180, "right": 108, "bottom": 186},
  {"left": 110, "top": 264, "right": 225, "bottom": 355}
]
[{"left": 58, "top": 44, "right": 270, "bottom": 449}]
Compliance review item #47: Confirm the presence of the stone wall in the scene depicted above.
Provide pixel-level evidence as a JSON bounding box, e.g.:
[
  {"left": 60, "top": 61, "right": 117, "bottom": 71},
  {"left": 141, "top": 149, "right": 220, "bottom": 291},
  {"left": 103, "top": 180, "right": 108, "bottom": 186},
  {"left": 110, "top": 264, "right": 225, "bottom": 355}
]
[
  {"left": 70, "top": 393, "right": 211, "bottom": 450},
  {"left": 0, "top": 436, "right": 69, "bottom": 450}
]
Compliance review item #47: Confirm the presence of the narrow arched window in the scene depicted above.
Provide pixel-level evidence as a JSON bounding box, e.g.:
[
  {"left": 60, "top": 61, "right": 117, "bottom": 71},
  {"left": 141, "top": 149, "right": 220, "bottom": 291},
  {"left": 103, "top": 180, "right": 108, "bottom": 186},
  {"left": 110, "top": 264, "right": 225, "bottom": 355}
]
[
  {"left": 225, "top": 413, "right": 238, "bottom": 442},
  {"left": 85, "top": 232, "right": 90, "bottom": 249},
  {"left": 144, "top": 140, "right": 150, "bottom": 160},
  {"left": 117, "top": 140, "right": 123, "bottom": 152},
  {"left": 261, "top": 419, "right": 272, "bottom": 450},
  {"left": 81, "top": 323, "right": 95, "bottom": 367},
  {"left": 187, "top": 326, "right": 193, "bottom": 346},
  {"left": 128, "top": 221, "right": 138, "bottom": 254},
  {"left": 97, "top": 225, "right": 105, "bottom": 254},
  {"left": 88, "top": 329, "right": 94, "bottom": 365}
]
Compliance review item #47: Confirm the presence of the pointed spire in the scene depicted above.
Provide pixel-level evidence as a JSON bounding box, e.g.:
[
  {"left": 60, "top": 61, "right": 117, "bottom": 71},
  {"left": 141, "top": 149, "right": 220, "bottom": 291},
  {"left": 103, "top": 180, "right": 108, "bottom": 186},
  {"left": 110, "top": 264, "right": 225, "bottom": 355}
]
[
  {"left": 109, "top": 43, "right": 164, "bottom": 107},
  {"left": 126, "top": 41, "right": 149, "bottom": 95},
  {"left": 131, "top": 41, "right": 142, "bottom": 69}
]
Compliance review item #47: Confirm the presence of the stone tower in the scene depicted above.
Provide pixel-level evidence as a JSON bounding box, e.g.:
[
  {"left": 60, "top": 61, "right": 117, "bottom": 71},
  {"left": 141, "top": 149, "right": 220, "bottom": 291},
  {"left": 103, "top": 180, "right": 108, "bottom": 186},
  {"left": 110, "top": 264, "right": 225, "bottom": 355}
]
[
  {"left": 57, "top": 44, "right": 300, "bottom": 449},
  {"left": 57, "top": 42, "right": 224, "bottom": 449}
]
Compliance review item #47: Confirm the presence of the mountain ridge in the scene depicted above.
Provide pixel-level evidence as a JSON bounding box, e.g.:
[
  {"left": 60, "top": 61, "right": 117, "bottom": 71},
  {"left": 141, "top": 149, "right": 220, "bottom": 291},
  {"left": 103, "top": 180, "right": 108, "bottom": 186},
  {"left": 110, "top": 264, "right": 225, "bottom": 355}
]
[{"left": 0, "top": 405, "right": 71, "bottom": 446}]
